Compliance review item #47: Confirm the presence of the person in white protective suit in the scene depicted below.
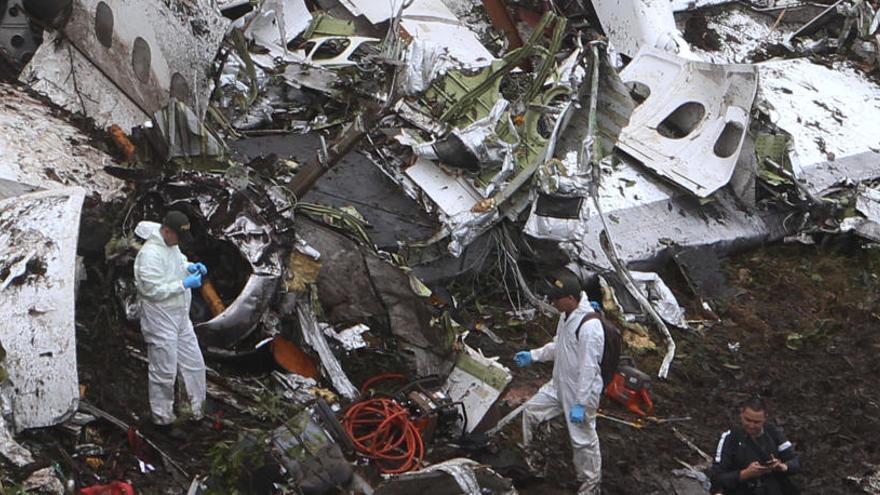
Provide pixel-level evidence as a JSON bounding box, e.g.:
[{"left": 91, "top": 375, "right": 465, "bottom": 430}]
[
  {"left": 133, "top": 211, "right": 207, "bottom": 437},
  {"left": 514, "top": 269, "right": 605, "bottom": 495}
]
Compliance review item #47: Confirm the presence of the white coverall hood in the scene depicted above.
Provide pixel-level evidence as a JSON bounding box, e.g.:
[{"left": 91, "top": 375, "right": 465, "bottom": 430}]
[
  {"left": 133, "top": 220, "right": 206, "bottom": 425},
  {"left": 523, "top": 292, "right": 605, "bottom": 494}
]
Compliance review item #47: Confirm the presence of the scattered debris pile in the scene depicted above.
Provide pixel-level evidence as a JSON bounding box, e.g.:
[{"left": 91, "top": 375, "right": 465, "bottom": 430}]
[{"left": 1, "top": 0, "right": 879, "bottom": 493}]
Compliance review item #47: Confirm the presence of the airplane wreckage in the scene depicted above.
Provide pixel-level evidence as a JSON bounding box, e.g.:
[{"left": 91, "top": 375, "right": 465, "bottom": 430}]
[{"left": 1, "top": 0, "right": 879, "bottom": 492}]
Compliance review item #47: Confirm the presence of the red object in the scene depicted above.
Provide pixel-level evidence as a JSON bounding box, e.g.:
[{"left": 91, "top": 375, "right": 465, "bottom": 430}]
[
  {"left": 341, "top": 398, "right": 424, "bottom": 474},
  {"left": 126, "top": 427, "right": 154, "bottom": 465},
  {"left": 79, "top": 481, "right": 136, "bottom": 495},
  {"left": 604, "top": 372, "right": 654, "bottom": 417}
]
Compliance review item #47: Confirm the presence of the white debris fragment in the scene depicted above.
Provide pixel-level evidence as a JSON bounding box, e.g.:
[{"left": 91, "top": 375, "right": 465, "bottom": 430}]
[
  {"left": 246, "top": 0, "right": 311, "bottom": 58},
  {"left": 324, "top": 324, "right": 370, "bottom": 351},
  {"left": 335, "top": 0, "right": 494, "bottom": 67},
  {"left": 630, "top": 272, "right": 689, "bottom": 329},
  {"left": 443, "top": 345, "right": 512, "bottom": 433},
  {"left": 757, "top": 59, "right": 880, "bottom": 172}
]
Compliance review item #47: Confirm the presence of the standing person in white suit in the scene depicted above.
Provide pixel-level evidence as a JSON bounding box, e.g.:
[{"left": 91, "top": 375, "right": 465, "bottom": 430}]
[
  {"left": 133, "top": 211, "right": 207, "bottom": 438},
  {"left": 515, "top": 269, "right": 605, "bottom": 494}
]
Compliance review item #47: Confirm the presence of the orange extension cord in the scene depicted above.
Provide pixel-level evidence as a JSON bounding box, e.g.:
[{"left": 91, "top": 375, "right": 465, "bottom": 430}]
[{"left": 342, "top": 398, "right": 425, "bottom": 474}]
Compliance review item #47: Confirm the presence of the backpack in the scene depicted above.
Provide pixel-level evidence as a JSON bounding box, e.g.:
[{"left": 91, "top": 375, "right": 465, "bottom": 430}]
[{"left": 575, "top": 312, "right": 622, "bottom": 387}]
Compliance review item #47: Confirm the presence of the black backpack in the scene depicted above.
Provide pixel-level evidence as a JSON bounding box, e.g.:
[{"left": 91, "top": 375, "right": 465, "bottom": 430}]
[{"left": 575, "top": 312, "right": 623, "bottom": 387}]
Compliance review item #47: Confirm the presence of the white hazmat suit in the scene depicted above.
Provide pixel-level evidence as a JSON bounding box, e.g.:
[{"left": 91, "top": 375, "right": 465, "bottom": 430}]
[
  {"left": 522, "top": 292, "right": 604, "bottom": 494},
  {"left": 133, "top": 221, "right": 207, "bottom": 425}
]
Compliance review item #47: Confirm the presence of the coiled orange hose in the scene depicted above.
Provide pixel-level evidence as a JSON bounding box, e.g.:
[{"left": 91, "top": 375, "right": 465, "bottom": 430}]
[{"left": 342, "top": 398, "right": 424, "bottom": 474}]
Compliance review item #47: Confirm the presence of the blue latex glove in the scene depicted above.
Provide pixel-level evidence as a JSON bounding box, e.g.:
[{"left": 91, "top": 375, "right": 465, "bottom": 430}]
[
  {"left": 187, "top": 262, "right": 208, "bottom": 275},
  {"left": 514, "top": 351, "right": 533, "bottom": 368},
  {"left": 570, "top": 404, "right": 586, "bottom": 424},
  {"left": 183, "top": 273, "right": 203, "bottom": 289}
]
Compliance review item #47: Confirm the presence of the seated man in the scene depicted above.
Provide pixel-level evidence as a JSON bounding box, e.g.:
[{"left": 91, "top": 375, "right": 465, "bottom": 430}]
[{"left": 710, "top": 397, "right": 801, "bottom": 495}]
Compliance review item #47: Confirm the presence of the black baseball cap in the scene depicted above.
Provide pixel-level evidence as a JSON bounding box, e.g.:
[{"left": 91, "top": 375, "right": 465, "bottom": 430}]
[
  {"left": 536, "top": 268, "right": 582, "bottom": 301},
  {"left": 162, "top": 210, "right": 194, "bottom": 244}
]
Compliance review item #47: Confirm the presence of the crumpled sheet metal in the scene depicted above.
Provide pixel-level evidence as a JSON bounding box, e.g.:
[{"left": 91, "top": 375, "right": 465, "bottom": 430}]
[
  {"left": 756, "top": 59, "right": 880, "bottom": 173},
  {"left": 841, "top": 185, "right": 880, "bottom": 242},
  {"left": 0, "top": 412, "right": 33, "bottom": 466},
  {"left": 375, "top": 458, "right": 517, "bottom": 495},
  {"left": 400, "top": 39, "right": 461, "bottom": 95},
  {"left": 23, "top": 0, "right": 227, "bottom": 129},
  {"left": 0, "top": 83, "right": 122, "bottom": 197},
  {"left": 535, "top": 44, "right": 635, "bottom": 198},
  {"left": 195, "top": 275, "right": 280, "bottom": 348},
  {"left": 335, "top": 0, "right": 494, "bottom": 68},
  {"left": 629, "top": 271, "right": 688, "bottom": 328},
  {"left": 591, "top": 0, "right": 694, "bottom": 59},
  {"left": 245, "top": 0, "right": 311, "bottom": 60},
  {"left": 296, "top": 301, "right": 359, "bottom": 400},
  {"left": 527, "top": 156, "right": 788, "bottom": 269},
  {"left": 0, "top": 186, "right": 83, "bottom": 432},
  {"left": 20, "top": 31, "right": 150, "bottom": 131},
  {"left": 616, "top": 48, "right": 758, "bottom": 198},
  {"left": 151, "top": 100, "right": 224, "bottom": 160}
]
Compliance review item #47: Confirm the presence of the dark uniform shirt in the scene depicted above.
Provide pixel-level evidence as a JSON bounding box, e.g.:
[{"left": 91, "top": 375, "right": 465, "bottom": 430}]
[{"left": 709, "top": 424, "right": 801, "bottom": 495}]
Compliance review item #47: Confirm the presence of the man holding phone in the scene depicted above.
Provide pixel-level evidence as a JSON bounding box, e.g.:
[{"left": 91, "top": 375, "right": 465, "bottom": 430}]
[{"left": 710, "top": 397, "right": 801, "bottom": 495}]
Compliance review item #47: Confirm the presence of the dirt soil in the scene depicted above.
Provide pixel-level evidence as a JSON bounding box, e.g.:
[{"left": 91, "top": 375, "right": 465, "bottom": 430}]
[{"left": 4, "top": 242, "right": 880, "bottom": 494}]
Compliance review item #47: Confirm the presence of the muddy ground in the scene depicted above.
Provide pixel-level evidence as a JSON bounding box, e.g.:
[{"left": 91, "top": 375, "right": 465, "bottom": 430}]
[{"left": 4, "top": 240, "right": 880, "bottom": 494}]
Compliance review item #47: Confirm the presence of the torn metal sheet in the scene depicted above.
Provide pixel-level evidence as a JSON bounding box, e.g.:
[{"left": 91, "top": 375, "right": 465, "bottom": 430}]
[
  {"left": 230, "top": 133, "right": 439, "bottom": 251},
  {"left": 756, "top": 59, "right": 880, "bottom": 173},
  {"left": 0, "top": 186, "right": 83, "bottom": 432},
  {"left": 246, "top": 0, "right": 311, "bottom": 59},
  {"left": 796, "top": 151, "right": 880, "bottom": 197},
  {"left": 630, "top": 272, "right": 688, "bottom": 328},
  {"left": 400, "top": 38, "right": 461, "bottom": 95},
  {"left": 195, "top": 275, "right": 280, "bottom": 348},
  {"left": 20, "top": 30, "right": 150, "bottom": 130},
  {"left": 22, "top": 0, "right": 227, "bottom": 129},
  {"left": 325, "top": 324, "right": 370, "bottom": 351},
  {"left": 150, "top": 99, "right": 224, "bottom": 160},
  {"left": 294, "top": 216, "right": 455, "bottom": 376},
  {"left": 526, "top": 155, "right": 789, "bottom": 269},
  {"left": 335, "top": 0, "right": 494, "bottom": 67},
  {"left": 297, "top": 301, "right": 359, "bottom": 400},
  {"left": 0, "top": 83, "right": 122, "bottom": 196},
  {"left": 0, "top": 413, "right": 33, "bottom": 466},
  {"left": 443, "top": 345, "right": 512, "bottom": 434},
  {"left": 375, "top": 458, "right": 517, "bottom": 495},
  {"left": 402, "top": 157, "right": 484, "bottom": 216},
  {"left": 591, "top": 0, "right": 693, "bottom": 58},
  {"left": 616, "top": 49, "right": 758, "bottom": 198},
  {"left": 842, "top": 185, "right": 880, "bottom": 242}
]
